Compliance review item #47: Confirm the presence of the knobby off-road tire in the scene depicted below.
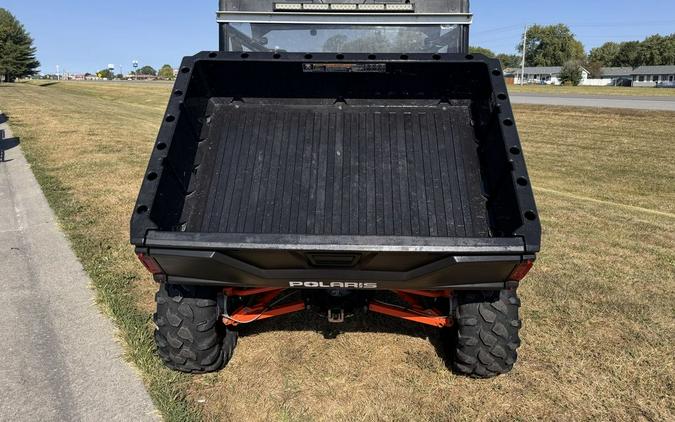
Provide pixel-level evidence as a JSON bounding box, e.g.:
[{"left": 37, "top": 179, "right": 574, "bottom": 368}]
[
  {"left": 153, "top": 283, "right": 237, "bottom": 373},
  {"left": 452, "top": 289, "right": 522, "bottom": 378}
]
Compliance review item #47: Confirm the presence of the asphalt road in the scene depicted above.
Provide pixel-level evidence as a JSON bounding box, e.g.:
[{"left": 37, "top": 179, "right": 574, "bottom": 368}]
[
  {"left": 0, "top": 115, "right": 159, "bottom": 421},
  {"left": 510, "top": 92, "right": 675, "bottom": 111}
]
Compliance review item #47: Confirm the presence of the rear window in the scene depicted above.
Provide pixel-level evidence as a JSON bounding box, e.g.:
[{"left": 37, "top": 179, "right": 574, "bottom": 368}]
[{"left": 226, "top": 23, "right": 464, "bottom": 53}]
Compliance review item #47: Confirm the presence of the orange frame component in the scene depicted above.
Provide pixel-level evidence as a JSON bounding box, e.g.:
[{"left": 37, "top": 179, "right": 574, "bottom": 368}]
[
  {"left": 368, "top": 290, "right": 452, "bottom": 328},
  {"left": 220, "top": 288, "right": 451, "bottom": 328},
  {"left": 222, "top": 288, "right": 305, "bottom": 326}
]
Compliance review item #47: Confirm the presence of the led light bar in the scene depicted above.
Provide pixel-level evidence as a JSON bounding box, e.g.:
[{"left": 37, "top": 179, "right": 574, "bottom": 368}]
[
  {"left": 275, "top": 2, "right": 303, "bottom": 10},
  {"left": 274, "top": 3, "right": 416, "bottom": 13},
  {"left": 385, "top": 3, "right": 414, "bottom": 11},
  {"left": 329, "top": 3, "right": 358, "bottom": 11},
  {"left": 302, "top": 3, "right": 330, "bottom": 10},
  {"left": 357, "top": 4, "right": 386, "bottom": 11}
]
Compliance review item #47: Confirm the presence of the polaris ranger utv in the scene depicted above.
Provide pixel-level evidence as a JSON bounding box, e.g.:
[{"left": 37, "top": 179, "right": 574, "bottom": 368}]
[{"left": 131, "top": 0, "right": 540, "bottom": 378}]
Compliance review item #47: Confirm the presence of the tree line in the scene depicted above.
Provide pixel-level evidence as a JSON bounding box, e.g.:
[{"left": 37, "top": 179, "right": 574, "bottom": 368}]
[
  {"left": 97, "top": 64, "right": 176, "bottom": 80},
  {"left": 472, "top": 24, "right": 675, "bottom": 73}
]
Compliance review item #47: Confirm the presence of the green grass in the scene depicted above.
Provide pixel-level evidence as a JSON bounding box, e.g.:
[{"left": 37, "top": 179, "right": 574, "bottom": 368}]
[
  {"left": 508, "top": 84, "right": 675, "bottom": 96},
  {"left": 0, "top": 81, "right": 673, "bottom": 421}
]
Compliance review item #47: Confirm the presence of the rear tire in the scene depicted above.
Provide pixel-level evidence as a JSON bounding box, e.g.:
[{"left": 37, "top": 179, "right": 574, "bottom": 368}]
[
  {"left": 452, "top": 289, "right": 522, "bottom": 378},
  {"left": 153, "top": 283, "right": 237, "bottom": 373}
]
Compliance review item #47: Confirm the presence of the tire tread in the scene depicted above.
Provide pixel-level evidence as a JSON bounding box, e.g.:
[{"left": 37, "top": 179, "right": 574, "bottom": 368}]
[
  {"left": 154, "top": 283, "right": 237, "bottom": 373},
  {"left": 452, "top": 289, "right": 522, "bottom": 378}
]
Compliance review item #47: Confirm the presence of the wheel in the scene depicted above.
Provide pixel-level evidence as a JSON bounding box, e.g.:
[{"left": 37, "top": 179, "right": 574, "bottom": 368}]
[
  {"left": 451, "top": 289, "right": 522, "bottom": 378},
  {"left": 153, "top": 283, "right": 237, "bottom": 373}
]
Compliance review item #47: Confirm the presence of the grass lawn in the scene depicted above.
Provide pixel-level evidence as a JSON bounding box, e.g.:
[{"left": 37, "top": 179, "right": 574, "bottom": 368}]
[
  {"left": 1, "top": 81, "right": 673, "bottom": 421},
  {"left": 508, "top": 84, "right": 675, "bottom": 96}
]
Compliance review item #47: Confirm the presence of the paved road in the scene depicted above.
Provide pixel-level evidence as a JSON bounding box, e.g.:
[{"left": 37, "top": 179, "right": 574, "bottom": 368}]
[
  {"left": 510, "top": 92, "right": 675, "bottom": 111},
  {"left": 0, "top": 115, "right": 159, "bottom": 421}
]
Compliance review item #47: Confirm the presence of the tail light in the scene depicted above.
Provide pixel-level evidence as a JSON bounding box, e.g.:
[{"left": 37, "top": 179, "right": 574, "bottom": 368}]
[
  {"left": 136, "top": 253, "right": 166, "bottom": 282},
  {"left": 508, "top": 259, "right": 534, "bottom": 281}
]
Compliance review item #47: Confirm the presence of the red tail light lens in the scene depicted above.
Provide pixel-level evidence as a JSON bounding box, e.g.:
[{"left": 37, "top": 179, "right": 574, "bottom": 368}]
[
  {"left": 136, "top": 253, "right": 164, "bottom": 275},
  {"left": 508, "top": 259, "right": 534, "bottom": 281}
]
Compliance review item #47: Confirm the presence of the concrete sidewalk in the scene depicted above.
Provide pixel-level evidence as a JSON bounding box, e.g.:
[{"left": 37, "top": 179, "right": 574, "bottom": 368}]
[{"left": 0, "top": 115, "right": 160, "bottom": 421}]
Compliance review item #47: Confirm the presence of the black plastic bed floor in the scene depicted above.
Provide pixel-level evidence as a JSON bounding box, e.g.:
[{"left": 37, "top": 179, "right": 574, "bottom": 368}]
[{"left": 183, "top": 102, "right": 490, "bottom": 238}]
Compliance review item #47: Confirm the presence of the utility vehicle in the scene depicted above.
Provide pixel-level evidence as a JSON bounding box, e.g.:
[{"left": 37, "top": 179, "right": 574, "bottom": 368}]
[{"left": 131, "top": 0, "right": 540, "bottom": 378}]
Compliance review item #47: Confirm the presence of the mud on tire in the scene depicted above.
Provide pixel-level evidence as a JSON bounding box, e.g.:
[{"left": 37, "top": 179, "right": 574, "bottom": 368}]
[
  {"left": 452, "top": 289, "right": 522, "bottom": 378},
  {"left": 153, "top": 283, "right": 237, "bottom": 373}
]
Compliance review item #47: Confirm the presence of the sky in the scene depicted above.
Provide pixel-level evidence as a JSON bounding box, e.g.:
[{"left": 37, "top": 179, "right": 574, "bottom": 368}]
[{"left": 2, "top": 0, "right": 675, "bottom": 74}]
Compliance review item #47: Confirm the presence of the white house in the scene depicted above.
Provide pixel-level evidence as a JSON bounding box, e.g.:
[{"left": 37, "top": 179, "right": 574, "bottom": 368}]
[
  {"left": 630, "top": 65, "right": 675, "bottom": 87},
  {"left": 512, "top": 66, "right": 589, "bottom": 85},
  {"left": 510, "top": 65, "right": 675, "bottom": 87}
]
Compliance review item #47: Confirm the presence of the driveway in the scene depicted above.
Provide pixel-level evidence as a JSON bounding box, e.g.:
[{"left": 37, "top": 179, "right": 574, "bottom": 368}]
[
  {"left": 0, "top": 114, "right": 159, "bottom": 421},
  {"left": 510, "top": 93, "right": 675, "bottom": 111}
]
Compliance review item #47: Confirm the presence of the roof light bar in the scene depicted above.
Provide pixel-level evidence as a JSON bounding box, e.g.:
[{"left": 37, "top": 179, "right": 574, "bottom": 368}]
[
  {"left": 275, "top": 2, "right": 303, "bottom": 10},
  {"left": 329, "top": 3, "right": 358, "bottom": 11},
  {"left": 274, "top": 3, "right": 415, "bottom": 13},
  {"left": 302, "top": 3, "right": 330, "bottom": 10},
  {"left": 385, "top": 3, "right": 414, "bottom": 11},
  {"left": 357, "top": 4, "right": 386, "bottom": 11}
]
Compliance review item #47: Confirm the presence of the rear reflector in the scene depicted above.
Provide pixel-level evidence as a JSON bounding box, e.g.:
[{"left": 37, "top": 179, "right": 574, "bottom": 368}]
[
  {"left": 136, "top": 253, "right": 164, "bottom": 275},
  {"left": 508, "top": 260, "right": 534, "bottom": 281}
]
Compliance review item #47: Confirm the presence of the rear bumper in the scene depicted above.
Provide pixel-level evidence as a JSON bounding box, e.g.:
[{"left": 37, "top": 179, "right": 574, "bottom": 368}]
[{"left": 138, "top": 241, "right": 533, "bottom": 291}]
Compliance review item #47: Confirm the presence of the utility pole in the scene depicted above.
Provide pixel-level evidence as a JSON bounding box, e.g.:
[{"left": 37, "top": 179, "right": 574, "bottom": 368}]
[
  {"left": 520, "top": 25, "right": 528, "bottom": 86},
  {"left": 56, "top": 64, "right": 60, "bottom": 81}
]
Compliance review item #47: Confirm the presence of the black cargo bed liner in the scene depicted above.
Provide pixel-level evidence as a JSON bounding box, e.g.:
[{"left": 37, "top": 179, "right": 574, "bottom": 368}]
[
  {"left": 131, "top": 53, "right": 542, "bottom": 263},
  {"left": 183, "top": 103, "right": 489, "bottom": 239}
]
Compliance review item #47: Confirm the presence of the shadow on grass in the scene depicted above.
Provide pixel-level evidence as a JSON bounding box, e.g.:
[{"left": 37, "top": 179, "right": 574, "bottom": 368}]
[
  {"left": 35, "top": 81, "right": 60, "bottom": 87},
  {"left": 235, "top": 294, "right": 457, "bottom": 371}
]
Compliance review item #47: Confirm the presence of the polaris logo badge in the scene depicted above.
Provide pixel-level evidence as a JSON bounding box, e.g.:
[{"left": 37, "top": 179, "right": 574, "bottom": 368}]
[{"left": 289, "top": 281, "right": 378, "bottom": 289}]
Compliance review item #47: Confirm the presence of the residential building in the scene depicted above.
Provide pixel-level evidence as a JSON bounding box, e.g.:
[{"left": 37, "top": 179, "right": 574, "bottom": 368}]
[
  {"left": 507, "top": 65, "right": 675, "bottom": 87},
  {"left": 629, "top": 65, "right": 675, "bottom": 87},
  {"left": 510, "top": 66, "right": 589, "bottom": 85}
]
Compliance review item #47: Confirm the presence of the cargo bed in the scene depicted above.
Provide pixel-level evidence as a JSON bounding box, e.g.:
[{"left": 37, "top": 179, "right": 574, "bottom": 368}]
[
  {"left": 188, "top": 103, "right": 488, "bottom": 238},
  {"left": 131, "top": 52, "right": 540, "bottom": 290}
]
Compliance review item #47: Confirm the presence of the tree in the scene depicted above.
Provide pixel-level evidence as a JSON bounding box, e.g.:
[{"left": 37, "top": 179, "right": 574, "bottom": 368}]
[
  {"left": 664, "top": 34, "right": 675, "bottom": 65},
  {"left": 158, "top": 64, "right": 174, "bottom": 80},
  {"left": 591, "top": 35, "right": 675, "bottom": 68},
  {"left": 639, "top": 34, "right": 675, "bottom": 66},
  {"left": 585, "top": 60, "right": 603, "bottom": 79},
  {"left": 496, "top": 53, "right": 521, "bottom": 68},
  {"left": 614, "top": 41, "right": 643, "bottom": 68},
  {"left": 518, "top": 24, "right": 584, "bottom": 67},
  {"left": 559, "top": 61, "right": 583, "bottom": 86},
  {"left": 0, "top": 8, "right": 40, "bottom": 82},
  {"left": 469, "top": 46, "right": 495, "bottom": 57},
  {"left": 97, "top": 69, "right": 113, "bottom": 79},
  {"left": 588, "top": 42, "right": 621, "bottom": 67},
  {"left": 139, "top": 65, "right": 156, "bottom": 76}
]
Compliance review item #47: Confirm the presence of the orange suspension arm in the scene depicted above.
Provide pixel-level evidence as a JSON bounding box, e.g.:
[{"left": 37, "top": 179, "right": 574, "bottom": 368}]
[{"left": 222, "top": 288, "right": 306, "bottom": 326}]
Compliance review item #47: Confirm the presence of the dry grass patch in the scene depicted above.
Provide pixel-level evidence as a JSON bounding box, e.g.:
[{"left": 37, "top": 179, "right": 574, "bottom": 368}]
[
  {"left": 508, "top": 84, "right": 675, "bottom": 96},
  {"left": 0, "top": 81, "right": 673, "bottom": 421}
]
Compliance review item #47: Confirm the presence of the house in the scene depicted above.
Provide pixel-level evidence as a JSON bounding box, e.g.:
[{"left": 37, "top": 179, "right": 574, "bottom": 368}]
[
  {"left": 511, "top": 66, "right": 589, "bottom": 85},
  {"left": 509, "top": 65, "right": 675, "bottom": 87},
  {"left": 630, "top": 65, "right": 675, "bottom": 87},
  {"left": 598, "top": 67, "right": 633, "bottom": 86}
]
